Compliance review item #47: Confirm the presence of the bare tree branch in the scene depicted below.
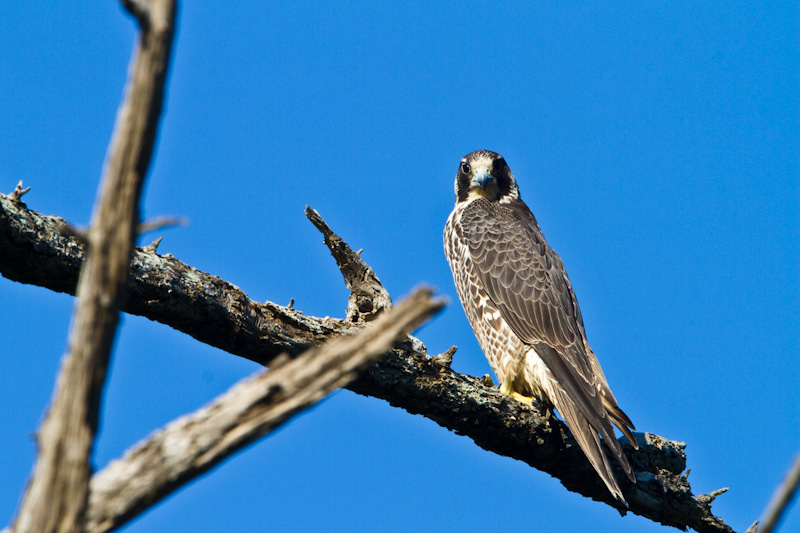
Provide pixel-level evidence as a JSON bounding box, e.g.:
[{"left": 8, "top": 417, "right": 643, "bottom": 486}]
[
  {"left": 10, "top": 2, "right": 176, "bottom": 531},
  {"left": 752, "top": 454, "right": 800, "bottom": 533},
  {"left": 84, "top": 287, "right": 444, "bottom": 533},
  {"left": 0, "top": 195, "right": 732, "bottom": 532}
]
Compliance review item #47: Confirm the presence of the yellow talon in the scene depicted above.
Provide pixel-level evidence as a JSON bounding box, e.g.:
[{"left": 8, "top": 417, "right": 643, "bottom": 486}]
[
  {"left": 499, "top": 380, "right": 535, "bottom": 406},
  {"left": 508, "top": 391, "right": 535, "bottom": 406},
  {"left": 482, "top": 376, "right": 537, "bottom": 406}
]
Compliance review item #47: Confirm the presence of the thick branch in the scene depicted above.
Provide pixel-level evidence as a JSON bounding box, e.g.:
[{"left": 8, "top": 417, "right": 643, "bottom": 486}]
[
  {"left": 84, "top": 288, "right": 444, "bottom": 533},
  {"left": 0, "top": 196, "right": 731, "bottom": 532},
  {"left": 11, "top": 3, "right": 176, "bottom": 533}
]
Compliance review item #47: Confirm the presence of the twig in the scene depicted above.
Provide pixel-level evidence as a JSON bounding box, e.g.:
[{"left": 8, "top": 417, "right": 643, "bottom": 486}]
[
  {"left": 141, "top": 236, "right": 163, "bottom": 254},
  {"left": 696, "top": 487, "right": 729, "bottom": 505},
  {"left": 434, "top": 345, "right": 458, "bottom": 368},
  {"left": 7, "top": 181, "right": 31, "bottom": 203},
  {"left": 11, "top": 2, "right": 176, "bottom": 532},
  {"left": 137, "top": 216, "right": 187, "bottom": 235}
]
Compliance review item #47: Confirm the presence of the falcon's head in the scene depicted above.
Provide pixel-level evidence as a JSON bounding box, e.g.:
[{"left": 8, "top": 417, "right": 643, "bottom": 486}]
[{"left": 454, "top": 150, "right": 520, "bottom": 204}]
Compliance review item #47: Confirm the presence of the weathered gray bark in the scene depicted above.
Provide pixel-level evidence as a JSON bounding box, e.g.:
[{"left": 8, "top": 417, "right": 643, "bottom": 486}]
[
  {"left": 10, "top": 1, "right": 176, "bottom": 532},
  {"left": 85, "top": 287, "right": 444, "bottom": 533},
  {"left": 0, "top": 194, "right": 732, "bottom": 532}
]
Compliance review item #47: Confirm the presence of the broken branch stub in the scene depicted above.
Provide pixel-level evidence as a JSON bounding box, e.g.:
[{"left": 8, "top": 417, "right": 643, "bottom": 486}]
[{"left": 305, "top": 206, "right": 392, "bottom": 322}]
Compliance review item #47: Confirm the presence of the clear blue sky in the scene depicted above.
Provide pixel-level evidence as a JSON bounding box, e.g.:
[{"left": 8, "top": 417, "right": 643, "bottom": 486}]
[{"left": 1, "top": 2, "right": 798, "bottom": 532}]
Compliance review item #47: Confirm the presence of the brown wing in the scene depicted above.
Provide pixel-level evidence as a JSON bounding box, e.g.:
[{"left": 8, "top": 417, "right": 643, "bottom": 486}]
[
  {"left": 460, "top": 198, "right": 596, "bottom": 393},
  {"left": 460, "top": 197, "right": 635, "bottom": 483}
]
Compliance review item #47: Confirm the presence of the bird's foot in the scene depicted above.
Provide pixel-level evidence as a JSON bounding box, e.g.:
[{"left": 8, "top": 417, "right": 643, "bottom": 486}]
[
  {"left": 507, "top": 391, "right": 536, "bottom": 406},
  {"left": 480, "top": 374, "right": 495, "bottom": 387},
  {"left": 499, "top": 381, "right": 535, "bottom": 406}
]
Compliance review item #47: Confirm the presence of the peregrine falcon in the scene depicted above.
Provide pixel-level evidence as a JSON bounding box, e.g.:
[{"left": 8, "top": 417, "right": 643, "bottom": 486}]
[{"left": 444, "top": 150, "right": 638, "bottom": 503}]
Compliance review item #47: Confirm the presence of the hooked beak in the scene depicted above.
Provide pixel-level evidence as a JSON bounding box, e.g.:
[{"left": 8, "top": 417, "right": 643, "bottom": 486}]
[{"left": 472, "top": 165, "right": 494, "bottom": 189}]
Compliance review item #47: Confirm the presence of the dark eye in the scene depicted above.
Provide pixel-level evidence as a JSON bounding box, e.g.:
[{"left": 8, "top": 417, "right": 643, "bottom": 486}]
[
  {"left": 460, "top": 162, "right": 471, "bottom": 174},
  {"left": 494, "top": 158, "right": 506, "bottom": 172}
]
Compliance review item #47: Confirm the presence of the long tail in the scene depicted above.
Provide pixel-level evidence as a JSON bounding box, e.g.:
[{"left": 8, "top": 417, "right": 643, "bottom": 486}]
[
  {"left": 586, "top": 345, "right": 639, "bottom": 451},
  {"left": 530, "top": 346, "right": 636, "bottom": 504},
  {"left": 548, "top": 385, "right": 635, "bottom": 504}
]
